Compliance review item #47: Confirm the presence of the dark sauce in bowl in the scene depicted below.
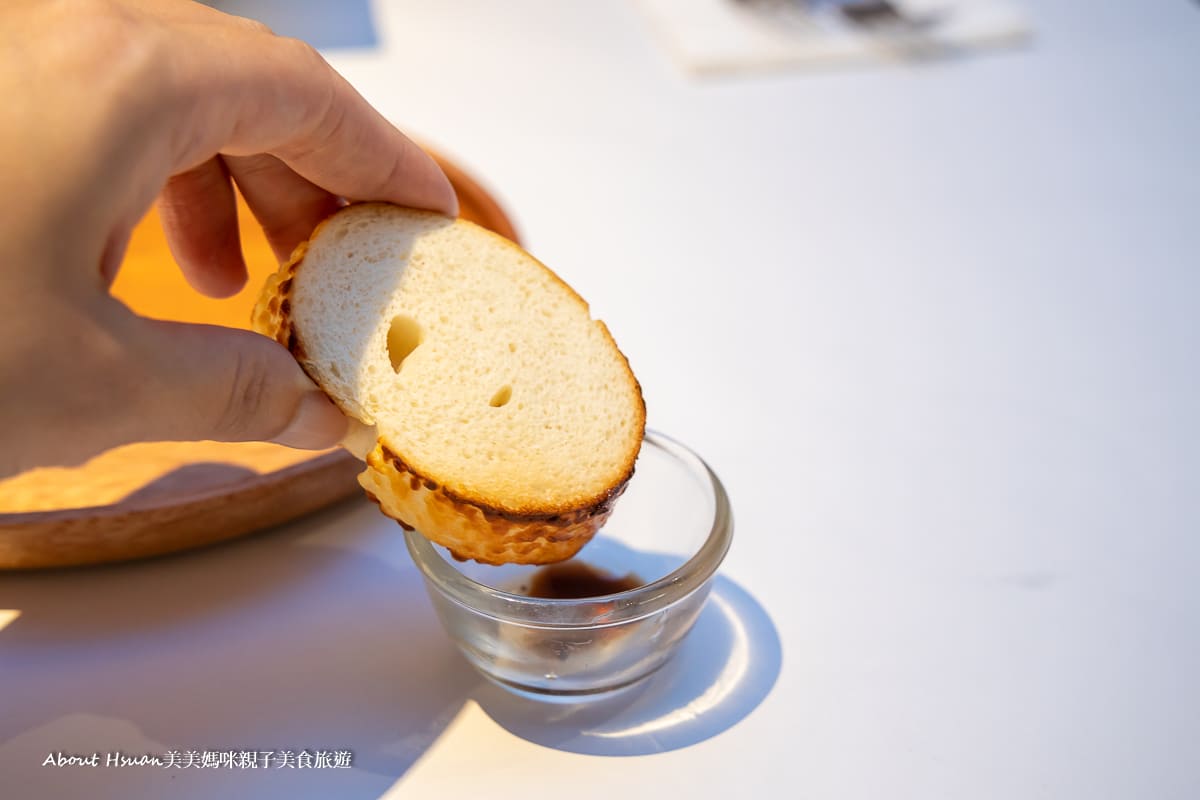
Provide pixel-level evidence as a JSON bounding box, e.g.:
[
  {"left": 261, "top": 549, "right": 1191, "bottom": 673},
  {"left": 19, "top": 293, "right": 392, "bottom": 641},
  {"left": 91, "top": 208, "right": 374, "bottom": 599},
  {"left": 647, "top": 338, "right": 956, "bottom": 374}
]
[{"left": 519, "top": 562, "right": 642, "bottom": 599}]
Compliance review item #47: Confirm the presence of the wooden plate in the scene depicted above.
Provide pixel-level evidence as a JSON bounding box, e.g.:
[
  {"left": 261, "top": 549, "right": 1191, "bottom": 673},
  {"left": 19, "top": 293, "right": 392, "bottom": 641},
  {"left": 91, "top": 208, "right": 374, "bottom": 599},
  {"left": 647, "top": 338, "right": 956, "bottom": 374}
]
[{"left": 0, "top": 151, "right": 518, "bottom": 570}]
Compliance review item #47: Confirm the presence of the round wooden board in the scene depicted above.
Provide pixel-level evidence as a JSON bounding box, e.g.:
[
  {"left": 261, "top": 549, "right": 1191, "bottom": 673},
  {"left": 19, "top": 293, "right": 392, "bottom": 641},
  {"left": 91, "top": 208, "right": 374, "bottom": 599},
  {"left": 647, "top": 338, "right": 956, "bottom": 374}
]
[{"left": 0, "top": 151, "right": 518, "bottom": 570}]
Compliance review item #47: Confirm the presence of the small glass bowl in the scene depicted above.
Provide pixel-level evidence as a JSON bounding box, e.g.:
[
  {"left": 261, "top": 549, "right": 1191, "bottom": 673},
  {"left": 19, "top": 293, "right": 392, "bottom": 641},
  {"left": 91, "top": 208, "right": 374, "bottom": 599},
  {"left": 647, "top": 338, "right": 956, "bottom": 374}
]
[{"left": 404, "top": 430, "right": 733, "bottom": 701}]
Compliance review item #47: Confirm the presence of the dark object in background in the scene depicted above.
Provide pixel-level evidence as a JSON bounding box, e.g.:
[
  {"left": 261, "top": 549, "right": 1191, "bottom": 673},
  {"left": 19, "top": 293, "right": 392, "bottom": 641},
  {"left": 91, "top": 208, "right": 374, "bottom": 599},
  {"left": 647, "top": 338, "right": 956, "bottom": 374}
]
[
  {"left": 736, "top": 0, "right": 944, "bottom": 32},
  {"left": 202, "top": 0, "right": 377, "bottom": 50}
]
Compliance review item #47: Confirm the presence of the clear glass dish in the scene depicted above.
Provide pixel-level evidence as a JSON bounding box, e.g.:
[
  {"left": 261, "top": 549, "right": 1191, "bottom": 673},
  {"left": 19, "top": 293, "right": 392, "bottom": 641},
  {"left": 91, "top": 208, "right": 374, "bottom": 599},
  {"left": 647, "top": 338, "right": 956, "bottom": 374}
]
[{"left": 404, "top": 430, "right": 734, "bottom": 701}]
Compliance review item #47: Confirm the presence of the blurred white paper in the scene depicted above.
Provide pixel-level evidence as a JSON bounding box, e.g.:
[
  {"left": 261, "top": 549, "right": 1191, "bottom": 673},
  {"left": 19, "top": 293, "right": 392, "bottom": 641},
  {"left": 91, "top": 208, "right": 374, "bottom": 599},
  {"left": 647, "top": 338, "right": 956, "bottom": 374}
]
[{"left": 634, "top": 0, "right": 1031, "bottom": 77}]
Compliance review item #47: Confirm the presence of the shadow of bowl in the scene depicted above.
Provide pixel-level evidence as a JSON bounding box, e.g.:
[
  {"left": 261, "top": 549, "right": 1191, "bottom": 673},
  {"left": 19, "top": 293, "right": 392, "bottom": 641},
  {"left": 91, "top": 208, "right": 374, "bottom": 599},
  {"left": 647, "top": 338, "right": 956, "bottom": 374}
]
[{"left": 471, "top": 572, "right": 781, "bottom": 756}]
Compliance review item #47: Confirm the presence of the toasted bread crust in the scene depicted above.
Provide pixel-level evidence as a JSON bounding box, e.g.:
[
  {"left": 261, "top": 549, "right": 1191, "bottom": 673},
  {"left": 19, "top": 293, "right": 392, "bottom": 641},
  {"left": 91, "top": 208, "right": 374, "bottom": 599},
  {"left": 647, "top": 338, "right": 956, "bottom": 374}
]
[
  {"left": 252, "top": 203, "right": 645, "bottom": 565},
  {"left": 358, "top": 443, "right": 626, "bottom": 565}
]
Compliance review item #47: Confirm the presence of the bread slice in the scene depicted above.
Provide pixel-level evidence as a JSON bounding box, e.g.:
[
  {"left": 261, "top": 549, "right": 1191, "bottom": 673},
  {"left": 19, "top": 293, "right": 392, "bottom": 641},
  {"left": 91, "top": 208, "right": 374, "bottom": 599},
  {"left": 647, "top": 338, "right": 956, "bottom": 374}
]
[{"left": 253, "top": 203, "right": 645, "bottom": 565}]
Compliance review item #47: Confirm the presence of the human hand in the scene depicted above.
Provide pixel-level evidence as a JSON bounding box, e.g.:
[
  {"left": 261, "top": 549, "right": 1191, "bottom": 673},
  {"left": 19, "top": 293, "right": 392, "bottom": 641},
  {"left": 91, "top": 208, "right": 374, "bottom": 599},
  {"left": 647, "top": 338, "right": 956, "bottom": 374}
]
[{"left": 0, "top": 0, "right": 456, "bottom": 477}]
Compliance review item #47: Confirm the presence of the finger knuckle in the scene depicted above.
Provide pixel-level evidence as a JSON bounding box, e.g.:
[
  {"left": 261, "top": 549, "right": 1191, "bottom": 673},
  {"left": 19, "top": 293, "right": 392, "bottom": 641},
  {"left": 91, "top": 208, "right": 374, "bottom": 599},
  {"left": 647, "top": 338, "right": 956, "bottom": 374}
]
[
  {"left": 49, "top": 0, "right": 170, "bottom": 105},
  {"left": 52, "top": 0, "right": 144, "bottom": 59},
  {"left": 216, "top": 349, "right": 279, "bottom": 441},
  {"left": 278, "top": 35, "right": 326, "bottom": 70},
  {"left": 233, "top": 16, "right": 275, "bottom": 37}
]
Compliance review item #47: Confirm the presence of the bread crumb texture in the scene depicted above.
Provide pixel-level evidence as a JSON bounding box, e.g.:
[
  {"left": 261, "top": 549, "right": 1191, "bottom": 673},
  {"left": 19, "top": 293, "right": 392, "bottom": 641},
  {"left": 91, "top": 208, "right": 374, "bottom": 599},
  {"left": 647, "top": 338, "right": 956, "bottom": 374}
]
[{"left": 254, "top": 204, "right": 644, "bottom": 564}]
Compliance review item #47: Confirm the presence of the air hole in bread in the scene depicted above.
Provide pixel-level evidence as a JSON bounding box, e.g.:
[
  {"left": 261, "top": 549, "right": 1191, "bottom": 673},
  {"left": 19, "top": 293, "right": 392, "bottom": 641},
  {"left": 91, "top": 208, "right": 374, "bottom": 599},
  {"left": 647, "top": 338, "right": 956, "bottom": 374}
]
[
  {"left": 489, "top": 385, "right": 513, "bottom": 408},
  {"left": 387, "top": 315, "right": 423, "bottom": 373}
]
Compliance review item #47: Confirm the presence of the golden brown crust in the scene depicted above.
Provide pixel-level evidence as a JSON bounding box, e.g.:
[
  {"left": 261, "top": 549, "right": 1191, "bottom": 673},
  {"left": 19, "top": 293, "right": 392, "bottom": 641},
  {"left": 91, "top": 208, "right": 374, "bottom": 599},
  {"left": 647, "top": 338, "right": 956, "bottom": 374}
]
[
  {"left": 252, "top": 202, "right": 645, "bottom": 565},
  {"left": 251, "top": 229, "right": 310, "bottom": 348},
  {"left": 358, "top": 443, "right": 628, "bottom": 565},
  {"left": 251, "top": 219, "right": 359, "bottom": 418}
]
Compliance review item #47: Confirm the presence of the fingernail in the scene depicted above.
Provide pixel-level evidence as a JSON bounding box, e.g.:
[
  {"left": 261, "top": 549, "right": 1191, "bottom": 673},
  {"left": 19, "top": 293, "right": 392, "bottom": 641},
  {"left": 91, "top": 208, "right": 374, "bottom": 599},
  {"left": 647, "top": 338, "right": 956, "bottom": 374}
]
[{"left": 272, "top": 392, "right": 348, "bottom": 450}]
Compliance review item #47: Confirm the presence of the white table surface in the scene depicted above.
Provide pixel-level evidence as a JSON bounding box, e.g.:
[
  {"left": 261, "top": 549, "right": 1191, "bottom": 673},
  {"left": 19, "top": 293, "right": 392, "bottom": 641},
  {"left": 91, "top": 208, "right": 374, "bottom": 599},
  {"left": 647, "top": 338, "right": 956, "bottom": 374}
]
[{"left": 3, "top": 1, "right": 1198, "bottom": 797}]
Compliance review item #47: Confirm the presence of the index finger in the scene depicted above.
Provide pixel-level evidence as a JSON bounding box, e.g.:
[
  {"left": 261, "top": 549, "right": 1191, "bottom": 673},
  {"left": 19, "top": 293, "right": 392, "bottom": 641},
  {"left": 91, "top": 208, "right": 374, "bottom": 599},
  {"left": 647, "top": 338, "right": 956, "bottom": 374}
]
[{"left": 155, "top": 15, "right": 458, "bottom": 217}]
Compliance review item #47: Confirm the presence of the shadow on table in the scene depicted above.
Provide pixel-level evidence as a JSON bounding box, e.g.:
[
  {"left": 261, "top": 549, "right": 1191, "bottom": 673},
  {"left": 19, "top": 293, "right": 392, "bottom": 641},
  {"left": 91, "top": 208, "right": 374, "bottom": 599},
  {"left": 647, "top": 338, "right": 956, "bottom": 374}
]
[
  {"left": 471, "top": 564, "right": 782, "bottom": 756},
  {"left": 0, "top": 497, "right": 782, "bottom": 798},
  {"left": 0, "top": 499, "right": 475, "bottom": 799}
]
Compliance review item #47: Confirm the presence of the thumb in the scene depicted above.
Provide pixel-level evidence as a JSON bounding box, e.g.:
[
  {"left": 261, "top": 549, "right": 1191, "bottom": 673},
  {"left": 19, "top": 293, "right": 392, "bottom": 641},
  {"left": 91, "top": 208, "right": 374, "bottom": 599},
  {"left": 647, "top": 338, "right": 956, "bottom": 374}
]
[{"left": 133, "top": 318, "right": 348, "bottom": 449}]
